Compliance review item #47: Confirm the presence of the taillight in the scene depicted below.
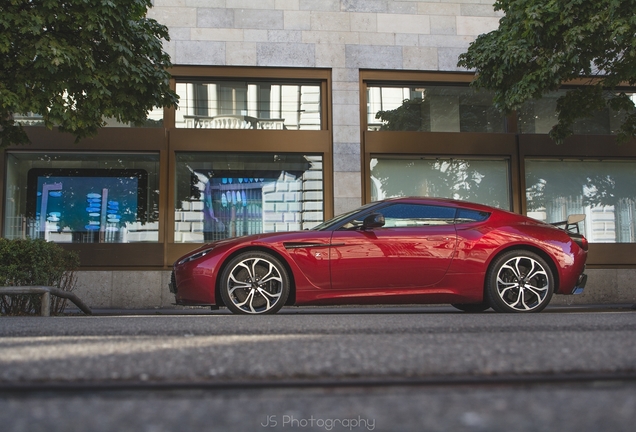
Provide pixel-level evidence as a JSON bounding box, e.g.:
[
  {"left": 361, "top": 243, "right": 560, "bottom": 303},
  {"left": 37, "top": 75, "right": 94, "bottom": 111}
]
[{"left": 569, "top": 233, "right": 588, "bottom": 251}]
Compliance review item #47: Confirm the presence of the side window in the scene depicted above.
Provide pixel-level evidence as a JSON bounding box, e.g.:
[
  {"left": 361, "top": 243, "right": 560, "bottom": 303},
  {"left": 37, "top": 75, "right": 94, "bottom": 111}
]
[
  {"left": 378, "top": 204, "right": 456, "bottom": 228},
  {"left": 455, "top": 209, "right": 491, "bottom": 224}
]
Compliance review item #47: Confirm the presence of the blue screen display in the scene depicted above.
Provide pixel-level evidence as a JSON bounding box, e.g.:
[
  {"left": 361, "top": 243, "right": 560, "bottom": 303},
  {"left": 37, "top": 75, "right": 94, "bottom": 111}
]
[{"left": 27, "top": 169, "right": 147, "bottom": 236}]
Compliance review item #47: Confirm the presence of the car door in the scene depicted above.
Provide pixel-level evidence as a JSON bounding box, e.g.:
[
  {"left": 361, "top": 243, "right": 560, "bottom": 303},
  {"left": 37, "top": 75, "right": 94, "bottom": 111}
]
[{"left": 329, "top": 203, "right": 458, "bottom": 290}]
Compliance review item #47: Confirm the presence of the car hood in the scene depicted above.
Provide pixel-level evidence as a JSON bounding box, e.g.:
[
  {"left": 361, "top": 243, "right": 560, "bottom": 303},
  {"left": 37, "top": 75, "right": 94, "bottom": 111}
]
[{"left": 184, "top": 231, "right": 310, "bottom": 255}]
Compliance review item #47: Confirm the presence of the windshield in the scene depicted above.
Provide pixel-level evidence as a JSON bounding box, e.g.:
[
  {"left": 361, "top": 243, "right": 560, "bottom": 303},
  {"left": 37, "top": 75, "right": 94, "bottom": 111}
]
[{"left": 311, "top": 202, "right": 379, "bottom": 231}]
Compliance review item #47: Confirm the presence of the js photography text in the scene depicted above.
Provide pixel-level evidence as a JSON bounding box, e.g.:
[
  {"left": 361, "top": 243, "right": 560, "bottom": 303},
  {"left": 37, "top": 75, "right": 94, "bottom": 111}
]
[{"left": 261, "top": 415, "right": 376, "bottom": 431}]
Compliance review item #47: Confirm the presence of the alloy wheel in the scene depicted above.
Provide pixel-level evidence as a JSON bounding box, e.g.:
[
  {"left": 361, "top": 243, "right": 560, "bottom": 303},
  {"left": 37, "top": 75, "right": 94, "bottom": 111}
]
[
  {"left": 223, "top": 254, "right": 287, "bottom": 314},
  {"left": 494, "top": 255, "right": 551, "bottom": 311}
]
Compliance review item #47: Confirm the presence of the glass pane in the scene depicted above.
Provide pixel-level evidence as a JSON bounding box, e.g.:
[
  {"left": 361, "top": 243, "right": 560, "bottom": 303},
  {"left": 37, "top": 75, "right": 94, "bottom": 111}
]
[
  {"left": 518, "top": 90, "right": 636, "bottom": 134},
  {"left": 525, "top": 160, "right": 636, "bottom": 242},
  {"left": 13, "top": 108, "right": 164, "bottom": 128},
  {"left": 371, "top": 157, "right": 510, "bottom": 209},
  {"left": 456, "top": 209, "right": 490, "bottom": 223},
  {"left": 174, "top": 152, "right": 323, "bottom": 243},
  {"left": 379, "top": 204, "right": 456, "bottom": 227},
  {"left": 175, "top": 81, "right": 322, "bottom": 130},
  {"left": 13, "top": 107, "right": 163, "bottom": 127},
  {"left": 367, "top": 85, "right": 505, "bottom": 133},
  {"left": 102, "top": 107, "right": 164, "bottom": 128},
  {"left": 12, "top": 113, "right": 45, "bottom": 126},
  {"left": 4, "top": 152, "right": 160, "bottom": 243}
]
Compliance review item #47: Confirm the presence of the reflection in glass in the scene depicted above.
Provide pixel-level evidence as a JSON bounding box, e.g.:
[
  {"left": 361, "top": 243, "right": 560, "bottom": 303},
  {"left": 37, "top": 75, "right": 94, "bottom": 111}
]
[
  {"left": 518, "top": 90, "right": 636, "bottom": 134},
  {"left": 12, "top": 113, "right": 45, "bottom": 126},
  {"left": 99, "top": 106, "right": 164, "bottom": 128},
  {"left": 13, "top": 108, "right": 164, "bottom": 128},
  {"left": 525, "top": 160, "right": 636, "bottom": 242},
  {"left": 370, "top": 157, "right": 510, "bottom": 209},
  {"left": 4, "top": 152, "right": 160, "bottom": 243},
  {"left": 367, "top": 85, "right": 505, "bottom": 133},
  {"left": 174, "top": 153, "right": 323, "bottom": 243},
  {"left": 175, "top": 81, "right": 321, "bottom": 130}
]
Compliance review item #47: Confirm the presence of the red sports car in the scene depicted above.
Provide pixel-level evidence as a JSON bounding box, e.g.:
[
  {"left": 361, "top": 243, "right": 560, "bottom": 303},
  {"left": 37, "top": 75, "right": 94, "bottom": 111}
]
[{"left": 170, "top": 197, "right": 588, "bottom": 314}]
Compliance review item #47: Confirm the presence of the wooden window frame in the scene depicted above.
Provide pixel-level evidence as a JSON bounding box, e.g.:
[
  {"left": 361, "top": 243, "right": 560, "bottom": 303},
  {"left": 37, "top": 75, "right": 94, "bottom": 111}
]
[
  {"left": 360, "top": 70, "right": 521, "bottom": 212},
  {"left": 1, "top": 127, "right": 168, "bottom": 268},
  {"left": 165, "top": 67, "right": 333, "bottom": 266}
]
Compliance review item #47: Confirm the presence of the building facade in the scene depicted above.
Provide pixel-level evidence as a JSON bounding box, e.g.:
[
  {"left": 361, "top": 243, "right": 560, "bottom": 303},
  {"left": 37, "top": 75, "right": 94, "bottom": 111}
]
[{"left": 2, "top": 0, "right": 636, "bottom": 308}]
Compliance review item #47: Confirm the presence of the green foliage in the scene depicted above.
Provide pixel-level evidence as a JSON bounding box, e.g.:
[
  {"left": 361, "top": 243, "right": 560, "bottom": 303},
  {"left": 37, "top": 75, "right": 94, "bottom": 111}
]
[
  {"left": 457, "top": 0, "right": 636, "bottom": 144},
  {"left": 0, "top": 238, "right": 79, "bottom": 315},
  {"left": 0, "top": 0, "right": 178, "bottom": 147}
]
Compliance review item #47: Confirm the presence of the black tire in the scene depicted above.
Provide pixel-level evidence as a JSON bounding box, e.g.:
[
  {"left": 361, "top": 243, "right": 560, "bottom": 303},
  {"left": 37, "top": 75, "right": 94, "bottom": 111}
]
[
  {"left": 485, "top": 250, "right": 554, "bottom": 313},
  {"left": 219, "top": 251, "right": 290, "bottom": 315},
  {"left": 451, "top": 303, "right": 490, "bottom": 313}
]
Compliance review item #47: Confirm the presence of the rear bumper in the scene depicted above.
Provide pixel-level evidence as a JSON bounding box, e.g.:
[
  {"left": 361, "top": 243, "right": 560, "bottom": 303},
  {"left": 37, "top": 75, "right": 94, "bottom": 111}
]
[{"left": 572, "top": 272, "right": 587, "bottom": 295}]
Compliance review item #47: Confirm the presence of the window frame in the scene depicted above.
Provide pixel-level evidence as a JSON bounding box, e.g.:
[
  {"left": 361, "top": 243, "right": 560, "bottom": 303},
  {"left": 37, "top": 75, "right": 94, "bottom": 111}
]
[
  {"left": 165, "top": 66, "right": 333, "bottom": 265},
  {"left": 1, "top": 127, "right": 168, "bottom": 268},
  {"left": 360, "top": 70, "right": 520, "bottom": 213}
]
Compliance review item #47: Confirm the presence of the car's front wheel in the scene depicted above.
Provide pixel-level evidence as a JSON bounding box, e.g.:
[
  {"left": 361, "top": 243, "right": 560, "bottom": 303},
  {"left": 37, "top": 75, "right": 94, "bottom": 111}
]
[
  {"left": 220, "top": 251, "right": 290, "bottom": 315},
  {"left": 486, "top": 250, "right": 554, "bottom": 313}
]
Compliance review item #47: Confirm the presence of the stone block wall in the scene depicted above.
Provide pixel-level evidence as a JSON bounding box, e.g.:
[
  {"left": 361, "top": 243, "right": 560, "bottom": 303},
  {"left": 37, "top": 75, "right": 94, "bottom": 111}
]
[{"left": 70, "top": 268, "right": 636, "bottom": 309}]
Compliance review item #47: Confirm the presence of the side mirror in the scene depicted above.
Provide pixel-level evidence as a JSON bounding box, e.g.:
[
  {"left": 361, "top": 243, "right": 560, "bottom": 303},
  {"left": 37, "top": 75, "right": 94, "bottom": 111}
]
[{"left": 361, "top": 213, "right": 385, "bottom": 229}]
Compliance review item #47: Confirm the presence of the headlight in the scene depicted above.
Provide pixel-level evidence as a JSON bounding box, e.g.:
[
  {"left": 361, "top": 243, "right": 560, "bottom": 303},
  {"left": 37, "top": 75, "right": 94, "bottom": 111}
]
[{"left": 177, "top": 247, "right": 215, "bottom": 265}]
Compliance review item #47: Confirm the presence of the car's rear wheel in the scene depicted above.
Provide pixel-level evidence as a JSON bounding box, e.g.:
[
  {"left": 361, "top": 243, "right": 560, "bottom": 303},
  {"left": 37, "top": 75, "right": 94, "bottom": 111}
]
[
  {"left": 220, "top": 251, "right": 290, "bottom": 315},
  {"left": 451, "top": 303, "right": 490, "bottom": 312},
  {"left": 486, "top": 250, "right": 554, "bottom": 313}
]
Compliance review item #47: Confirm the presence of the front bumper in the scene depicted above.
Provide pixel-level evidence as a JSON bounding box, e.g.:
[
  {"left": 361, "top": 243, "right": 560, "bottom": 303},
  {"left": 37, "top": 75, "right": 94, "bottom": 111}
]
[{"left": 168, "top": 271, "right": 177, "bottom": 294}]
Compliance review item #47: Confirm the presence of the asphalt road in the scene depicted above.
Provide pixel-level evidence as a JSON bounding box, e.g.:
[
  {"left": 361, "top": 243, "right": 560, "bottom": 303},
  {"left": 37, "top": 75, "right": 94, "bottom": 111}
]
[{"left": 1, "top": 305, "right": 636, "bottom": 431}]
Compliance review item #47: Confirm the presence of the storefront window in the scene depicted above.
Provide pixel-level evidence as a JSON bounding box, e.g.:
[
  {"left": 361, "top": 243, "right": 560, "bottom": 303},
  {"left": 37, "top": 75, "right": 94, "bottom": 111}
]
[
  {"left": 526, "top": 160, "right": 636, "bottom": 242},
  {"left": 371, "top": 157, "right": 510, "bottom": 209},
  {"left": 174, "top": 153, "right": 323, "bottom": 243},
  {"left": 175, "top": 80, "right": 321, "bottom": 130},
  {"left": 4, "top": 152, "right": 160, "bottom": 243},
  {"left": 518, "top": 90, "right": 636, "bottom": 134},
  {"left": 367, "top": 85, "right": 505, "bottom": 133}
]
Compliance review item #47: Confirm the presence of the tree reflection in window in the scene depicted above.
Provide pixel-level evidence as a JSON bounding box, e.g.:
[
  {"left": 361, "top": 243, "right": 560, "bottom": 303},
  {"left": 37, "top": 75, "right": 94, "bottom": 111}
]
[
  {"left": 526, "top": 160, "right": 636, "bottom": 243},
  {"left": 368, "top": 85, "right": 505, "bottom": 133},
  {"left": 371, "top": 158, "right": 510, "bottom": 210}
]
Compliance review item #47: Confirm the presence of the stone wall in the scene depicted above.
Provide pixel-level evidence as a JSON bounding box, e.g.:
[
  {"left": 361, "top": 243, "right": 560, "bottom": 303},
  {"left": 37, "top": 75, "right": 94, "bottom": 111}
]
[
  {"left": 70, "top": 268, "right": 636, "bottom": 310},
  {"left": 73, "top": 270, "right": 175, "bottom": 309}
]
